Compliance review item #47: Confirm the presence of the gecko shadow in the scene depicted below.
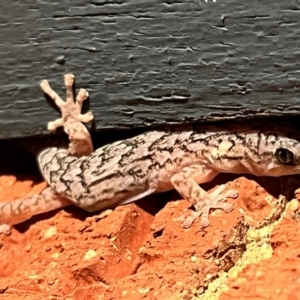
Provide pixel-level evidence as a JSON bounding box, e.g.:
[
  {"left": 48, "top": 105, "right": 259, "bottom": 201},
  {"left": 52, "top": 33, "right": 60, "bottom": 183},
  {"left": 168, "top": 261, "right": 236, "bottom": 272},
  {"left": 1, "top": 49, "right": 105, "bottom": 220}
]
[
  {"left": 204, "top": 172, "right": 300, "bottom": 201},
  {"left": 134, "top": 172, "right": 300, "bottom": 221}
]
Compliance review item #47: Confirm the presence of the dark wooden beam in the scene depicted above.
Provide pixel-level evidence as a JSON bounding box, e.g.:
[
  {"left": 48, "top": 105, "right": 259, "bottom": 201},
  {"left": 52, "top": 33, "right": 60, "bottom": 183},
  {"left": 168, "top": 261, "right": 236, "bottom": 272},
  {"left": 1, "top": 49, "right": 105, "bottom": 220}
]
[{"left": 1, "top": 1, "right": 300, "bottom": 139}]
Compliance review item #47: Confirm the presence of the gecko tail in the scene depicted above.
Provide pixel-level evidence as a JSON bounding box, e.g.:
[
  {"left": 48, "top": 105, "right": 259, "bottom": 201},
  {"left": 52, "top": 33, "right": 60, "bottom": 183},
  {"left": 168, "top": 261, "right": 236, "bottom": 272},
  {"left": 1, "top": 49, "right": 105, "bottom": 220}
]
[{"left": 0, "top": 187, "right": 71, "bottom": 229}]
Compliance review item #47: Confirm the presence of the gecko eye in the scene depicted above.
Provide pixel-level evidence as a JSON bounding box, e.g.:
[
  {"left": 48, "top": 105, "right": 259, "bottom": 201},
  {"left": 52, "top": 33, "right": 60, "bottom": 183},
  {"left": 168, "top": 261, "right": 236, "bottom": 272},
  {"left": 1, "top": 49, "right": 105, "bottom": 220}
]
[{"left": 275, "top": 148, "right": 295, "bottom": 165}]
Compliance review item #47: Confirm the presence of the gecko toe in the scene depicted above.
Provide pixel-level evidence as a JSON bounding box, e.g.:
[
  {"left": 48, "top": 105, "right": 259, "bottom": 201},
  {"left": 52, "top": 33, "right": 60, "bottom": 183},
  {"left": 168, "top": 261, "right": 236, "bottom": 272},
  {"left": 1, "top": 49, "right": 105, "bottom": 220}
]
[
  {"left": 64, "top": 73, "right": 75, "bottom": 87},
  {"left": 220, "top": 189, "right": 239, "bottom": 199},
  {"left": 181, "top": 208, "right": 211, "bottom": 229},
  {"left": 182, "top": 211, "right": 202, "bottom": 229}
]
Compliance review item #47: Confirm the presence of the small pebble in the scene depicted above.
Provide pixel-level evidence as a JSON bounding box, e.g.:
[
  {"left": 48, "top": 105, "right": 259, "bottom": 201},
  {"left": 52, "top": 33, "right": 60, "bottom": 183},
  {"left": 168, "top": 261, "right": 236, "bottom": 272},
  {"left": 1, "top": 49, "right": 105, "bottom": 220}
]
[
  {"left": 44, "top": 226, "right": 57, "bottom": 239},
  {"left": 83, "top": 249, "right": 97, "bottom": 260}
]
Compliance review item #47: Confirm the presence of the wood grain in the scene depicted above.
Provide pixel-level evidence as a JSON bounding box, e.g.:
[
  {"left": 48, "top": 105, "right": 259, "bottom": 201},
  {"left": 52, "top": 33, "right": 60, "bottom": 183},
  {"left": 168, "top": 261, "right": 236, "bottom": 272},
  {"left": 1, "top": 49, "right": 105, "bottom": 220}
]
[{"left": 1, "top": 0, "right": 300, "bottom": 138}]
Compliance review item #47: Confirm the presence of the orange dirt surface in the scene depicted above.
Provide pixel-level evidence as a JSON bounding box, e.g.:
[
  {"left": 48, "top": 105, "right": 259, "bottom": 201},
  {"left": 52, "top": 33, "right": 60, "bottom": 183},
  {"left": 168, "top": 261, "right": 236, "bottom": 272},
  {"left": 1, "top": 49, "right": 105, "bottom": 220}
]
[{"left": 0, "top": 173, "right": 300, "bottom": 300}]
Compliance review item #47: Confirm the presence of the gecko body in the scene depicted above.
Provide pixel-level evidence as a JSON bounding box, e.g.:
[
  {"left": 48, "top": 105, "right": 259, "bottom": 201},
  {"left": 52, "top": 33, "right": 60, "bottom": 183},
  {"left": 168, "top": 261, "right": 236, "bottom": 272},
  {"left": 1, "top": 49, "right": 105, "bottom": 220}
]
[
  {"left": 1, "top": 74, "right": 300, "bottom": 229},
  {"left": 40, "top": 128, "right": 300, "bottom": 208}
]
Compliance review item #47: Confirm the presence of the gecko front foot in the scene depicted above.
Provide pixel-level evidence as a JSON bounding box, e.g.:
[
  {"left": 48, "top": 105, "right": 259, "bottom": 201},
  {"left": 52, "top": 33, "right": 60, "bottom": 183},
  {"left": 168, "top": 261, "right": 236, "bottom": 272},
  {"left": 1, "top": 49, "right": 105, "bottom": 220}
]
[
  {"left": 40, "top": 74, "right": 94, "bottom": 156},
  {"left": 171, "top": 165, "right": 238, "bottom": 228},
  {"left": 182, "top": 184, "right": 238, "bottom": 228}
]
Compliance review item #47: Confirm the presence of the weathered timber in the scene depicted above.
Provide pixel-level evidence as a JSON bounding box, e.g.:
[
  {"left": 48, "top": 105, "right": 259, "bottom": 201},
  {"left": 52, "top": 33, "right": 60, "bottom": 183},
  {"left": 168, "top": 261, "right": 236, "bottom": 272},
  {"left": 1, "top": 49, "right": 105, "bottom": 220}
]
[{"left": 1, "top": 0, "right": 300, "bottom": 139}]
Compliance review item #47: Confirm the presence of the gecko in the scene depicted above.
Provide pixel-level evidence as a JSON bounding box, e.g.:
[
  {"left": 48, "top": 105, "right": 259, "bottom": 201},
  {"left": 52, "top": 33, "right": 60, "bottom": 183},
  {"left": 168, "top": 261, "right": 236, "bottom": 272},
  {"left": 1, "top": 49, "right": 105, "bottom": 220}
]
[{"left": 1, "top": 73, "right": 300, "bottom": 231}]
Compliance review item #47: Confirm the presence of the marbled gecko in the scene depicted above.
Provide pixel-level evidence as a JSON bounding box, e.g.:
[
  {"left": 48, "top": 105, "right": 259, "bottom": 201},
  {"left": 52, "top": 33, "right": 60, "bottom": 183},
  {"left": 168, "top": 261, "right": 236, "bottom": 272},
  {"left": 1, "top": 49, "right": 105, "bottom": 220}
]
[{"left": 1, "top": 74, "right": 300, "bottom": 231}]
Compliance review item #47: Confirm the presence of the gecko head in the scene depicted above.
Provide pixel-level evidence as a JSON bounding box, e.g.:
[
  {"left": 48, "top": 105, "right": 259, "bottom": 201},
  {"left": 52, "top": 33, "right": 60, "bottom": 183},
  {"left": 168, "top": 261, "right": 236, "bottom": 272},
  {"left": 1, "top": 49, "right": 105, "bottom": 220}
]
[{"left": 263, "top": 134, "right": 300, "bottom": 176}]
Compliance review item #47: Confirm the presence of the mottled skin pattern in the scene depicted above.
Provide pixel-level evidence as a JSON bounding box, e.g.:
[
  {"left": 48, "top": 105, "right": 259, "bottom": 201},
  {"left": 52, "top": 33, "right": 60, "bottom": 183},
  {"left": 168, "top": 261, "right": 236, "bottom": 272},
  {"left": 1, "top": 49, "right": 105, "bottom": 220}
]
[{"left": 2, "top": 74, "right": 300, "bottom": 230}]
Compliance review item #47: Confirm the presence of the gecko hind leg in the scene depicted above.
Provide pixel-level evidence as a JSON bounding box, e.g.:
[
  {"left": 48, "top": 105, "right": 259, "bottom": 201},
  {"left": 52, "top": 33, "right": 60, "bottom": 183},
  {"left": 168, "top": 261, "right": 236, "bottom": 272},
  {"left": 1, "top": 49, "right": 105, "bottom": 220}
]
[
  {"left": 171, "top": 165, "right": 238, "bottom": 228},
  {"left": 40, "top": 74, "right": 94, "bottom": 156}
]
